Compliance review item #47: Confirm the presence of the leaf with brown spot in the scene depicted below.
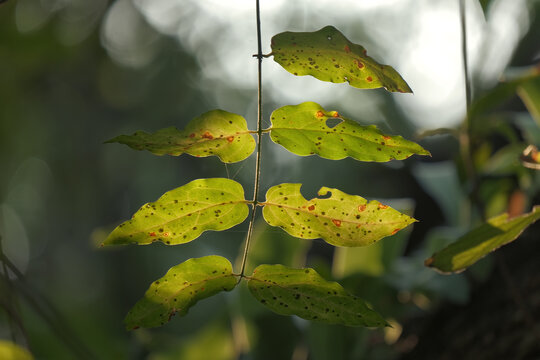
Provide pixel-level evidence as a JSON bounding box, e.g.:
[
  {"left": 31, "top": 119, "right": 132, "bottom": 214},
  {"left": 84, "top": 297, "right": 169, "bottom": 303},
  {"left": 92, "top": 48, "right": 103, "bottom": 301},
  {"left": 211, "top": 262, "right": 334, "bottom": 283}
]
[
  {"left": 270, "top": 102, "right": 430, "bottom": 162},
  {"left": 103, "top": 178, "right": 249, "bottom": 246},
  {"left": 106, "top": 110, "right": 255, "bottom": 163},
  {"left": 125, "top": 256, "right": 237, "bottom": 329},
  {"left": 262, "top": 183, "right": 416, "bottom": 247},
  {"left": 248, "top": 264, "right": 386, "bottom": 327},
  {"left": 271, "top": 26, "right": 411, "bottom": 92}
]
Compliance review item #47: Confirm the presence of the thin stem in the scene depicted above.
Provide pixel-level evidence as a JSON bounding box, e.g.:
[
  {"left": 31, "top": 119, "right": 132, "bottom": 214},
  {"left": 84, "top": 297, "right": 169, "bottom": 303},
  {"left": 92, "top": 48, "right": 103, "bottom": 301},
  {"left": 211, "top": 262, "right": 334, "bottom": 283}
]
[
  {"left": 0, "top": 252, "right": 96, "bottom": 360},
  {"left": 239, "top": 0, "right": 264, "bottom": 278},
  {"left": 460, "top": 0, "right": 472, "bottom": 113},
  {"left": 458, "top": 0, "right": 481, "bottom": 223}
]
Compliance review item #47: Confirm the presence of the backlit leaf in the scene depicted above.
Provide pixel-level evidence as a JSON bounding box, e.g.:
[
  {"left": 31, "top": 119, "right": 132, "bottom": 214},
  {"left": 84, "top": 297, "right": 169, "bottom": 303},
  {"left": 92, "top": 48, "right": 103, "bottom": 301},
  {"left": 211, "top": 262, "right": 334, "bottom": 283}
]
[
  {"left": 248, "top": 264, "right": 387, "bottom": 327},
  {"left": 425, "top": 206, "right": 540, "bottom": 274},
  {"left": 106, "top": 110, "right": 256, "bottom": 163},
  {"left": 271, "top": 26, "right": 411, "bottom": 93},
  {"left": 103, "top": 178, "right": 249, "bottom": 246},
  {"left": 125, "top": 256, "right": 237, "bottom": 329},
  {"left": 270, "top": 102, "right": 430, "bottom": 161},
  {"left": 262, "top": 183, "right": 416, "bottom": 247}
]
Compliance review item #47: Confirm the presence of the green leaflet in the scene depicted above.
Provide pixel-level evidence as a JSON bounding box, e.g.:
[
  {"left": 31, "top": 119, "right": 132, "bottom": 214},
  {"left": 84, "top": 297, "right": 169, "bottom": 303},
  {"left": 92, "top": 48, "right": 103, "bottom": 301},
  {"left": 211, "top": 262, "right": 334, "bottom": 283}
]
[
  {"left": 106, "top": 110, "right": 256, "bottom": 163},
  {"left": 270, "top": 102, "right": 430, "bottom": 161},
  {"left": 103, "top": 178, "right": 249, "bottom": 246},
  {"left": 271, "top": 26, "right": 411, "bottom": 93},
  {"left": 125, "top": 256, "right": 237, "bottom": 329},
  {"left": 425, "top": 206, "right": 540, "bottom": 274},
  {"left": 248, "top": 264, "right": 387, "bottom": 327},
  {"left": 262, "top": 183, "right": 416, "bottom": 247}
]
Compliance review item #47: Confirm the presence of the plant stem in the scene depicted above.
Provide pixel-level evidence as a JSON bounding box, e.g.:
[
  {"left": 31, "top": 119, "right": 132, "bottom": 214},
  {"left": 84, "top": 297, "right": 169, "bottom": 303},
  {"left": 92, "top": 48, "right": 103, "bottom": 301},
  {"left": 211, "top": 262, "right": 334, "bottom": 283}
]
[
  {"left": 458, "top": 0, "right": 481, "bottom": 222},
  {"left": 239, "top": 0, "right": 264, "bottom": 278}
]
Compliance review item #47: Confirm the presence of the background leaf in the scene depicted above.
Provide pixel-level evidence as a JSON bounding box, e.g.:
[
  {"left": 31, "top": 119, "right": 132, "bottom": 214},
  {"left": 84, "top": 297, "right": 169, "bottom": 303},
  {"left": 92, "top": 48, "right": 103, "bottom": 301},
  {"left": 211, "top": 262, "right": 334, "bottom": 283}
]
[
  {"left": 517, "top": 76, "right": 540, "bottom": 126},
  {"left": 106, "top": 110, "right": 256, "bottom": 163},
  {"left": 425, "top": 206, "right": 540, "bottom": 273},
  {"left": 0, "top": 341, "right": 33, "bottom": 360},
  {"left": 271, "top": 26, "right": 411, "bottom": 93},
  {"left": 262, "top": 183, "right": 416, "bottom": 247},
  {"left": 125, "top": 256, "right": 237, "bottom": 329},
  {"left": 270, "top": 102, "right": 430, "bottom": 161},
  {"left": 103, "top": 178, "right": 249, "bottom": 246},
  {"left": 248, "top": 264, "right": 387, "bottom": 327}
]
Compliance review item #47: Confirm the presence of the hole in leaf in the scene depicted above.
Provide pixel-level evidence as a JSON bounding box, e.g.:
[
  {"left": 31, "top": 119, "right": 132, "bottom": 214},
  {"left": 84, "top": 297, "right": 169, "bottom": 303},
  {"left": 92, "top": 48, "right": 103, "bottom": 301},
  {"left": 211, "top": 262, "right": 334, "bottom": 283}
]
[{"left": 325, "top": 118, "right": 343, "bottom": 129}]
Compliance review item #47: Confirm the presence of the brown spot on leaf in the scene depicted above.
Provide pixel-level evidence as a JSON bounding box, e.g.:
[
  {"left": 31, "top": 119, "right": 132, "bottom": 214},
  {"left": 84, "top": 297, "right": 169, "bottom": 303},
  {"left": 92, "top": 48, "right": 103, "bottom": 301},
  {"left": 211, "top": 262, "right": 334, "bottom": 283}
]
[
  {"left": 378, "top": 204, "right": 389, "bottom": 209},
  {"left": 308, "top": 205, "right": 315, "bottom": 211},
  {"left": 366, "top": 76, "right": 373, "bottom": 82},
  {"left": 355, "top": 59, "right": 364, "bottom": 69},
  {"left": 316, "top": 111, "right": 324, "bottom": 118},
  {"left": 332, "top": 219, "right": 342, "bottom": 227},
  {"left": 391, "top": 228, "right": 400, "bottom": 235},
  {"left": 189, "top": 133, "right": 195, "bottom": 138},
  {"left": 344, "top": 45, "right": 351, "bottom": 53},
  {"left": 227, "top": 136, "right": 234, "bottom": 143},
  {"left": 202, "top": 131, "right": 214, "bottom": 140},
  {"left": 358, "top": 204, "right": 367, "bottom": 212},
  {"left": 383, "top": 136, "right": 391, "bottom": 140},
  {"left": 149, "top": 232, "right": 157, "bottom": 237}
]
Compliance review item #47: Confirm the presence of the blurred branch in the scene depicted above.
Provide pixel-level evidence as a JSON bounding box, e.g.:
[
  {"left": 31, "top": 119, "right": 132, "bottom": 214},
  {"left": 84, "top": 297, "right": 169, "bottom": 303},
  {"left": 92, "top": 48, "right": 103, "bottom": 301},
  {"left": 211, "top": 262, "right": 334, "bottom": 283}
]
[
  {"left": 0, "top": 251, "right": 97, "bottom": 360},
  {"left": 0, "top": 236, "right": 20, "bottom": 344}
]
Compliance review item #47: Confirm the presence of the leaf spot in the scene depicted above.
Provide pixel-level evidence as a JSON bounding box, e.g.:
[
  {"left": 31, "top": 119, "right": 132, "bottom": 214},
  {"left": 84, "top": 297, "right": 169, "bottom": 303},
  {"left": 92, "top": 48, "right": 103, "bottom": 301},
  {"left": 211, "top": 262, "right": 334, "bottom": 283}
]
[{"left": 332, "top": 219, "right": 342, "bottom": 227}]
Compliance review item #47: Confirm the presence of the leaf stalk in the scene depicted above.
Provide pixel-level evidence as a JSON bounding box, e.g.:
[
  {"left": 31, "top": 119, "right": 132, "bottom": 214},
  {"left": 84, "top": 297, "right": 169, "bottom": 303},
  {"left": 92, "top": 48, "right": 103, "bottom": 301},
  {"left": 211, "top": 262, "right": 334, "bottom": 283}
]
[{"left": 239, "top": 0, "right": 264, "bottom": 279}]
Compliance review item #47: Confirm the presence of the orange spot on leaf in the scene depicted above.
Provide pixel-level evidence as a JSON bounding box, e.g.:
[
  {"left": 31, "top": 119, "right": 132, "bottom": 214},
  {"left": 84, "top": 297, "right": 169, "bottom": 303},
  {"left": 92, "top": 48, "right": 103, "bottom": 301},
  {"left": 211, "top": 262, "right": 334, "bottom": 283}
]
[
  {"left": 333, "top": 112, "right": 340, "bottom": 118},
  {"left": 344, "top": 45, "right": 351, "bottom": 53},
  {"left": 383, "top": 136, "right": 391, "bottom": 140},
  {"left": 227, "top": 136, "right": 234, "bottom": 143},
  {"left": 316, "top": 111, "right": 325, "bottom": 118},
  {"left": 332, "top": 219, "right": 342, "bottom": 227},
  {"left": 202, "top": 131, "right": 214, "bottom": 140},
  {"left": 149, "top": 232, "right": 157, "bottom": 237},
  {"left": 308, "top": 205, "right": 315, "bottom": 211},
  {"left": 366, "top": 76, "right": 373, "bottom": 82},
  {"left": 355, "top": 59, "right": 365, "bottom": 69},
  {"left": 358, "top": 204, "right": 367, "bottom": 212},
  {"left": 163, "top": 232, "right": 169, "bottom": 237},
  {"left": 391, "top": 228, "right": 400, "bottom": 235},
  {"left": 189, "top": 133, "right": 195, "bottom": 138},
  {"left": 378, "top": 204, "right": 389, "bottom": 209}
]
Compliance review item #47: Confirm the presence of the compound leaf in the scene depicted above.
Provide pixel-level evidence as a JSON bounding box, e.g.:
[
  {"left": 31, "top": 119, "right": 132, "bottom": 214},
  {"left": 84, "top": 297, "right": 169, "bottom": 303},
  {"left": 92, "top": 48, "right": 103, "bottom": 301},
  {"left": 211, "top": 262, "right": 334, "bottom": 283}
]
[
  {"left": 125, "top": 256, "right": 237, "bottom": 329},
  {"left": 103, "top": 178, "right": 249, "bottom": 246},
  {"left": 106, "top": 110, "right": 256, "bottom": 163},
  {"left": 270, "top": 102, "right": 430, "bottom": 161},
  {"left": 271, "top": 26, "right": 411, "bottom": 93},
  {"left": 262, "top": 183, "right": 416, "bottom": 247},
  {"left": 248, "top": 264, "right": 387, "bottom": 327},
  {"left": 425, "top": 206, "right": 540, "bottom": 274}
]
